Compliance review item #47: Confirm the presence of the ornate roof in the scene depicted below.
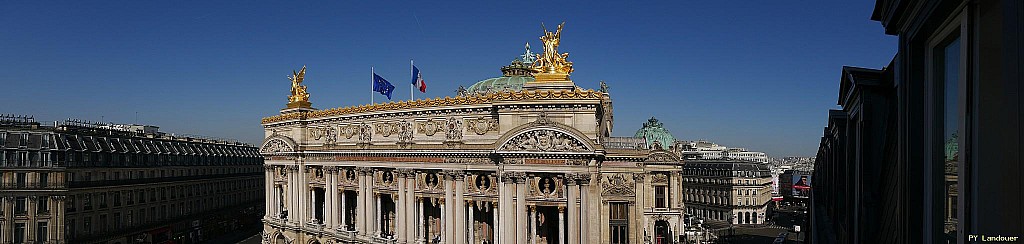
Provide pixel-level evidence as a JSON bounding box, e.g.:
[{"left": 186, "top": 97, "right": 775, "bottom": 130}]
[
  {"left": 633, "top": 117, "right": 676, "bottom": 150},
  {"left": 261, "top": 88, "right": 605, "bottom": 124},
  {"left": 466, "top": 43, "right": 537, "bottom": 94}
]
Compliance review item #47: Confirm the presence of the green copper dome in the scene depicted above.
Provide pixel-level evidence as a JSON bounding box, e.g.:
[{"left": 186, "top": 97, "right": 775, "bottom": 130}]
[
  {"left": 465, "top": 43, "right": 537, "bottom": 94},
  {"left": 467, "top": 75, "right": 534, "bottom": 94},
  {"left": 634, "top": 117, "right": 676, "bottom": 150}
]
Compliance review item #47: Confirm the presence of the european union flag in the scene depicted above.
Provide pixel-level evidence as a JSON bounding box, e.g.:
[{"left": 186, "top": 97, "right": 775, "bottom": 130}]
[{"left": 372, "top": 73, "right": 395, "bottom": 100}]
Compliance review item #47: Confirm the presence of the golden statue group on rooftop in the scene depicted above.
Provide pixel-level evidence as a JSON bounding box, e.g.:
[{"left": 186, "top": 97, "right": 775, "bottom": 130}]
[{"left": 281, "top": 22, "right": 576, "bottom": 109}]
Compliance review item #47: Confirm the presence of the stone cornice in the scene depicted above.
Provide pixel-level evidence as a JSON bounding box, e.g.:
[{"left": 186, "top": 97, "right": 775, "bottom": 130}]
[{"left": 262, "top": 89, "right": 604, "bottom": 124}]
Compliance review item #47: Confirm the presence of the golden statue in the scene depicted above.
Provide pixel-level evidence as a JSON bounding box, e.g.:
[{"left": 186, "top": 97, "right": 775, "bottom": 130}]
[
  {"left": 286, "top": 66, "right": 312, "bottom": 109},
  {"left": 532, "top": 22, "right": 573, "bottom": 81}
]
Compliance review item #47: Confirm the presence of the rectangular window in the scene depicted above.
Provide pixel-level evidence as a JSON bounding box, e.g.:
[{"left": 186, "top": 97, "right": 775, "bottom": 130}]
[
  {"left": 99, "top": 214, "right": 107, "bottom": 233},
  {"left": 936, "top": 32, "right": 962, "bottom": 242},
  {"left": 654, "top": 186, "right": 667, "bottom": 209},
  {"left": 36, "top": 221, "right": 48, "bottom": 242},
  {"left": 610, "top": 202, "right": 629, "bottom": 244},
  {"left": 15, "top": 197, "right": 26, "bottom": 214},
  {"left": 41, "top": 152, "right": 50, "bottom": 167},
  {"left": 84, "top": 217, "right": 92, "bottom": 233},
  {"left": 14, "top": 223, "right": 25, "bottom": 244},
  {"left": 83, "top": 194, "right": 92, "bottom": 210},
  {"left": 39, "top": 172, "right": 48, "bottom": 188},
  {"left": 113, "top": 192, "right": 121, "bottom": 207},
  {"left": 18, "top": 152, "right": 28, "bottom": 166},
  {"left": 67, "top": 219, "right": 76, "bottom": 239},
  {"left": 37, "top": 196, "right": 48, "bottom": 214},
  {"left": 99, "top": 192, "right": 108, "bottom": 208},
  {"left": 16, "top": 173, "right": 26, "bottom": 188}
]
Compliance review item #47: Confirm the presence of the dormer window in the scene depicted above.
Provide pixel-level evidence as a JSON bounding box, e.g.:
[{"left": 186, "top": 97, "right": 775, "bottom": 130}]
[{"left": 42, "top": 134, "right": 50, "bottom": 148}]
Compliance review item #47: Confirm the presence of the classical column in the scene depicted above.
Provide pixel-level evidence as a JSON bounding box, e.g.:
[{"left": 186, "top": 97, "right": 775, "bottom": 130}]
[
  {"left": 1, "top": 197, "right": 8, "bottom": 243},
  {"left": 299, "top": 164, "right": 308, "bottom": 226},
  {"left": 515, "top": 175, "right": 527, "bottom": 244},
  {"left": 407, "top": 176, "right": 416, "bottom": 243},
  {"left": 310, "top": 189, "right": 316, "bottom": 224},
  {"left": 443, "top": 172, "right": 454, "bottom": 243},
  {"left": 356, "top": 168, "right": 368, "bottom": 235},
  {"left": 454, "top": 171, "right": 466, "bottom": 244},
  {"left": 376, "top": 193, "right": 383, "bottom": 237},
  {"left": 418, "top": 197, "right": 425, "bottom": 243},
  {"left": 341, "top": 189, "right": 348, "bottom": 231},
  {"left": 265, "top": 165, "right": 273, "bottom": 219},
  {"left": 27, "top": 196, "right": 36, "bottom": 243},
  {"left": 48, "top": 195, "right": 56, "bottom": 240},
  {"left": 287, "top": 166, "right": 297, "bottom": 224},
  {"left": 566, "top": 175, "right": 580, "bottom": 244},
  {"left": 493, "top": 202, "right": 499, "bottom": 244},
  {"left": 468, "top": 201, "right": 475, "bottom": 244},
  {"left": 579, "top": 173, "right": 590, "bottom": 244},
  {"left": 439, "top": 199, "right": 446, "bottom": 244},
  {"left": 529, "top": 205, "right": 537, "bottom": 244},
  {"left": 499, "top": 172, "right": 515, "bottom": 244},
  {"left": 329, "top": 167, "right": 339, "bottom": 229},
  {"left": 397, "top": 171, "right": 406, "bottom": 243},
  {"left": 558, "top": 206, "right": 566, "bottom": 244}
]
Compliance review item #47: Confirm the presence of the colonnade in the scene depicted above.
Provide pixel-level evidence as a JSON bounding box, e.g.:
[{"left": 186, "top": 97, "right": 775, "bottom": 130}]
[{"left": 264, "top": 165, "right": 594, "bottom": 244}]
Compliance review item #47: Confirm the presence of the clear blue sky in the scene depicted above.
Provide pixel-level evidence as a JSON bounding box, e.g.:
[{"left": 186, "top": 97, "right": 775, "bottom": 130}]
[{"left": 0, "top": 1, "right": 895, "bottom": 157}]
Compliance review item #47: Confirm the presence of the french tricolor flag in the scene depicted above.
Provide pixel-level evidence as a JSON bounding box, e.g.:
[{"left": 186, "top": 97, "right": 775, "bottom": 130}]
[{"left": 412, "top": 65, "right": 426, "bottom": 93}]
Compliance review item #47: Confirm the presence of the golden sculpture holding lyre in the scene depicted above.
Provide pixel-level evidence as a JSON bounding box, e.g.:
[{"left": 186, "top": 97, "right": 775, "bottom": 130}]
[
  {"left": 532, "top": 22, "right": 574, "bottom": 82},
  {"left": 286, "top": 65, "right": 312, "bottom": 109}
]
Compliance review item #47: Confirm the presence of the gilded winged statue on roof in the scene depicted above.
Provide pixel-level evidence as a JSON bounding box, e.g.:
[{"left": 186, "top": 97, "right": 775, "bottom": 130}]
[{"left": 288, "top": 66, "right": 309, "bottom": 104}]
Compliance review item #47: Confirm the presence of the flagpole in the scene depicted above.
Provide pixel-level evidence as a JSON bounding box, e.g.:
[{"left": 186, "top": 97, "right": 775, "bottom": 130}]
[
  {"left": 371, "top": 66, "right": 374, "bottom": 105},
  {"left": 410, "top": 59, "right": 415, "bottom": 101}
]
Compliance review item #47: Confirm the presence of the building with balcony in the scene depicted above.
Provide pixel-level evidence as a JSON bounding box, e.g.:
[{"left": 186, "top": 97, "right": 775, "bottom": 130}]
[
  {"left": 680, "top": 160, "right": 772, "bottom": 227},
  {"left": 0, "top": 115, "right": 263, "bottom": 244}
]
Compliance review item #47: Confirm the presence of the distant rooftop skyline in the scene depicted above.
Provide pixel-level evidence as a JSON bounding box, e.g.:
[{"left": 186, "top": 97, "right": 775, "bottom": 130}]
[{"left": 0, "top": 1, "right": 896, "bottom": 157}]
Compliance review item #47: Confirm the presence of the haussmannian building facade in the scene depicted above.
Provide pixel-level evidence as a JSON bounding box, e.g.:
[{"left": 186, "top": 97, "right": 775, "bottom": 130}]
[
  {"left": 811, "top": 0, "right": 1023, "bottom": 243},
  {"left": 259, "top": 24, "right": 693, "bottom": 244},
  {"left": 680, "top": 160, "right": 772, "bottom": 227},
  {"left": 0, "top": 115, "right": 263, "bottom": 244}
]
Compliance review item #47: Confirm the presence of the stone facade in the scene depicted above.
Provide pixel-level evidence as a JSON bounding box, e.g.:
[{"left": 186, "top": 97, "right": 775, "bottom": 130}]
[
  {"left": 0, "top": 116, "right": 262, "bottom": 244},
  {"left": 259, "top": 74, "right": 690, "bottom": 244}
]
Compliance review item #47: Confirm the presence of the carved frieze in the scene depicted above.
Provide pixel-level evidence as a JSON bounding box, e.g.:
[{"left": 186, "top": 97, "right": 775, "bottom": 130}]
[
  {"left": 647, "top": 152, "right": 678, "bottom": 162},
  {"left": 397, "top": 120, "right": 414, "bottom": 143},
  {"left": 651, "top": 173, "right": 669, "bottom": 184},
  {"left": 417, "top": 119, "right": 444, "bottom": 136},
  {"left": 443, "top": 158, "right": 493, "bottom": 164},
  {"left": 357, "top": 123, "right": 372, "bottom": 143},
  {"left": 309, "top": 126, "right": 337, "bottom": 144},
  {"left": 601, "top": 173, "right": 636, "bottom": 197},
  {"left": 445, "top": 117, "right": 463, "bottom": 141},
  {"left": 565, "top": 159, "right": 588, "bottom": 166},
  {"left": 261, "top": 138, "right": 294, "bottom": 154},
  {"left": 465, "top": 117, "right": 498, "bottom": 135},
  {"left": 500, "top": 129, "right": 587, "bottom": 152},
  {"left": 339, "top": 124, "right": 359, "bottom": 139},
  {"left": 375, "top": 121, "right": 399, "bottom": 138}
]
